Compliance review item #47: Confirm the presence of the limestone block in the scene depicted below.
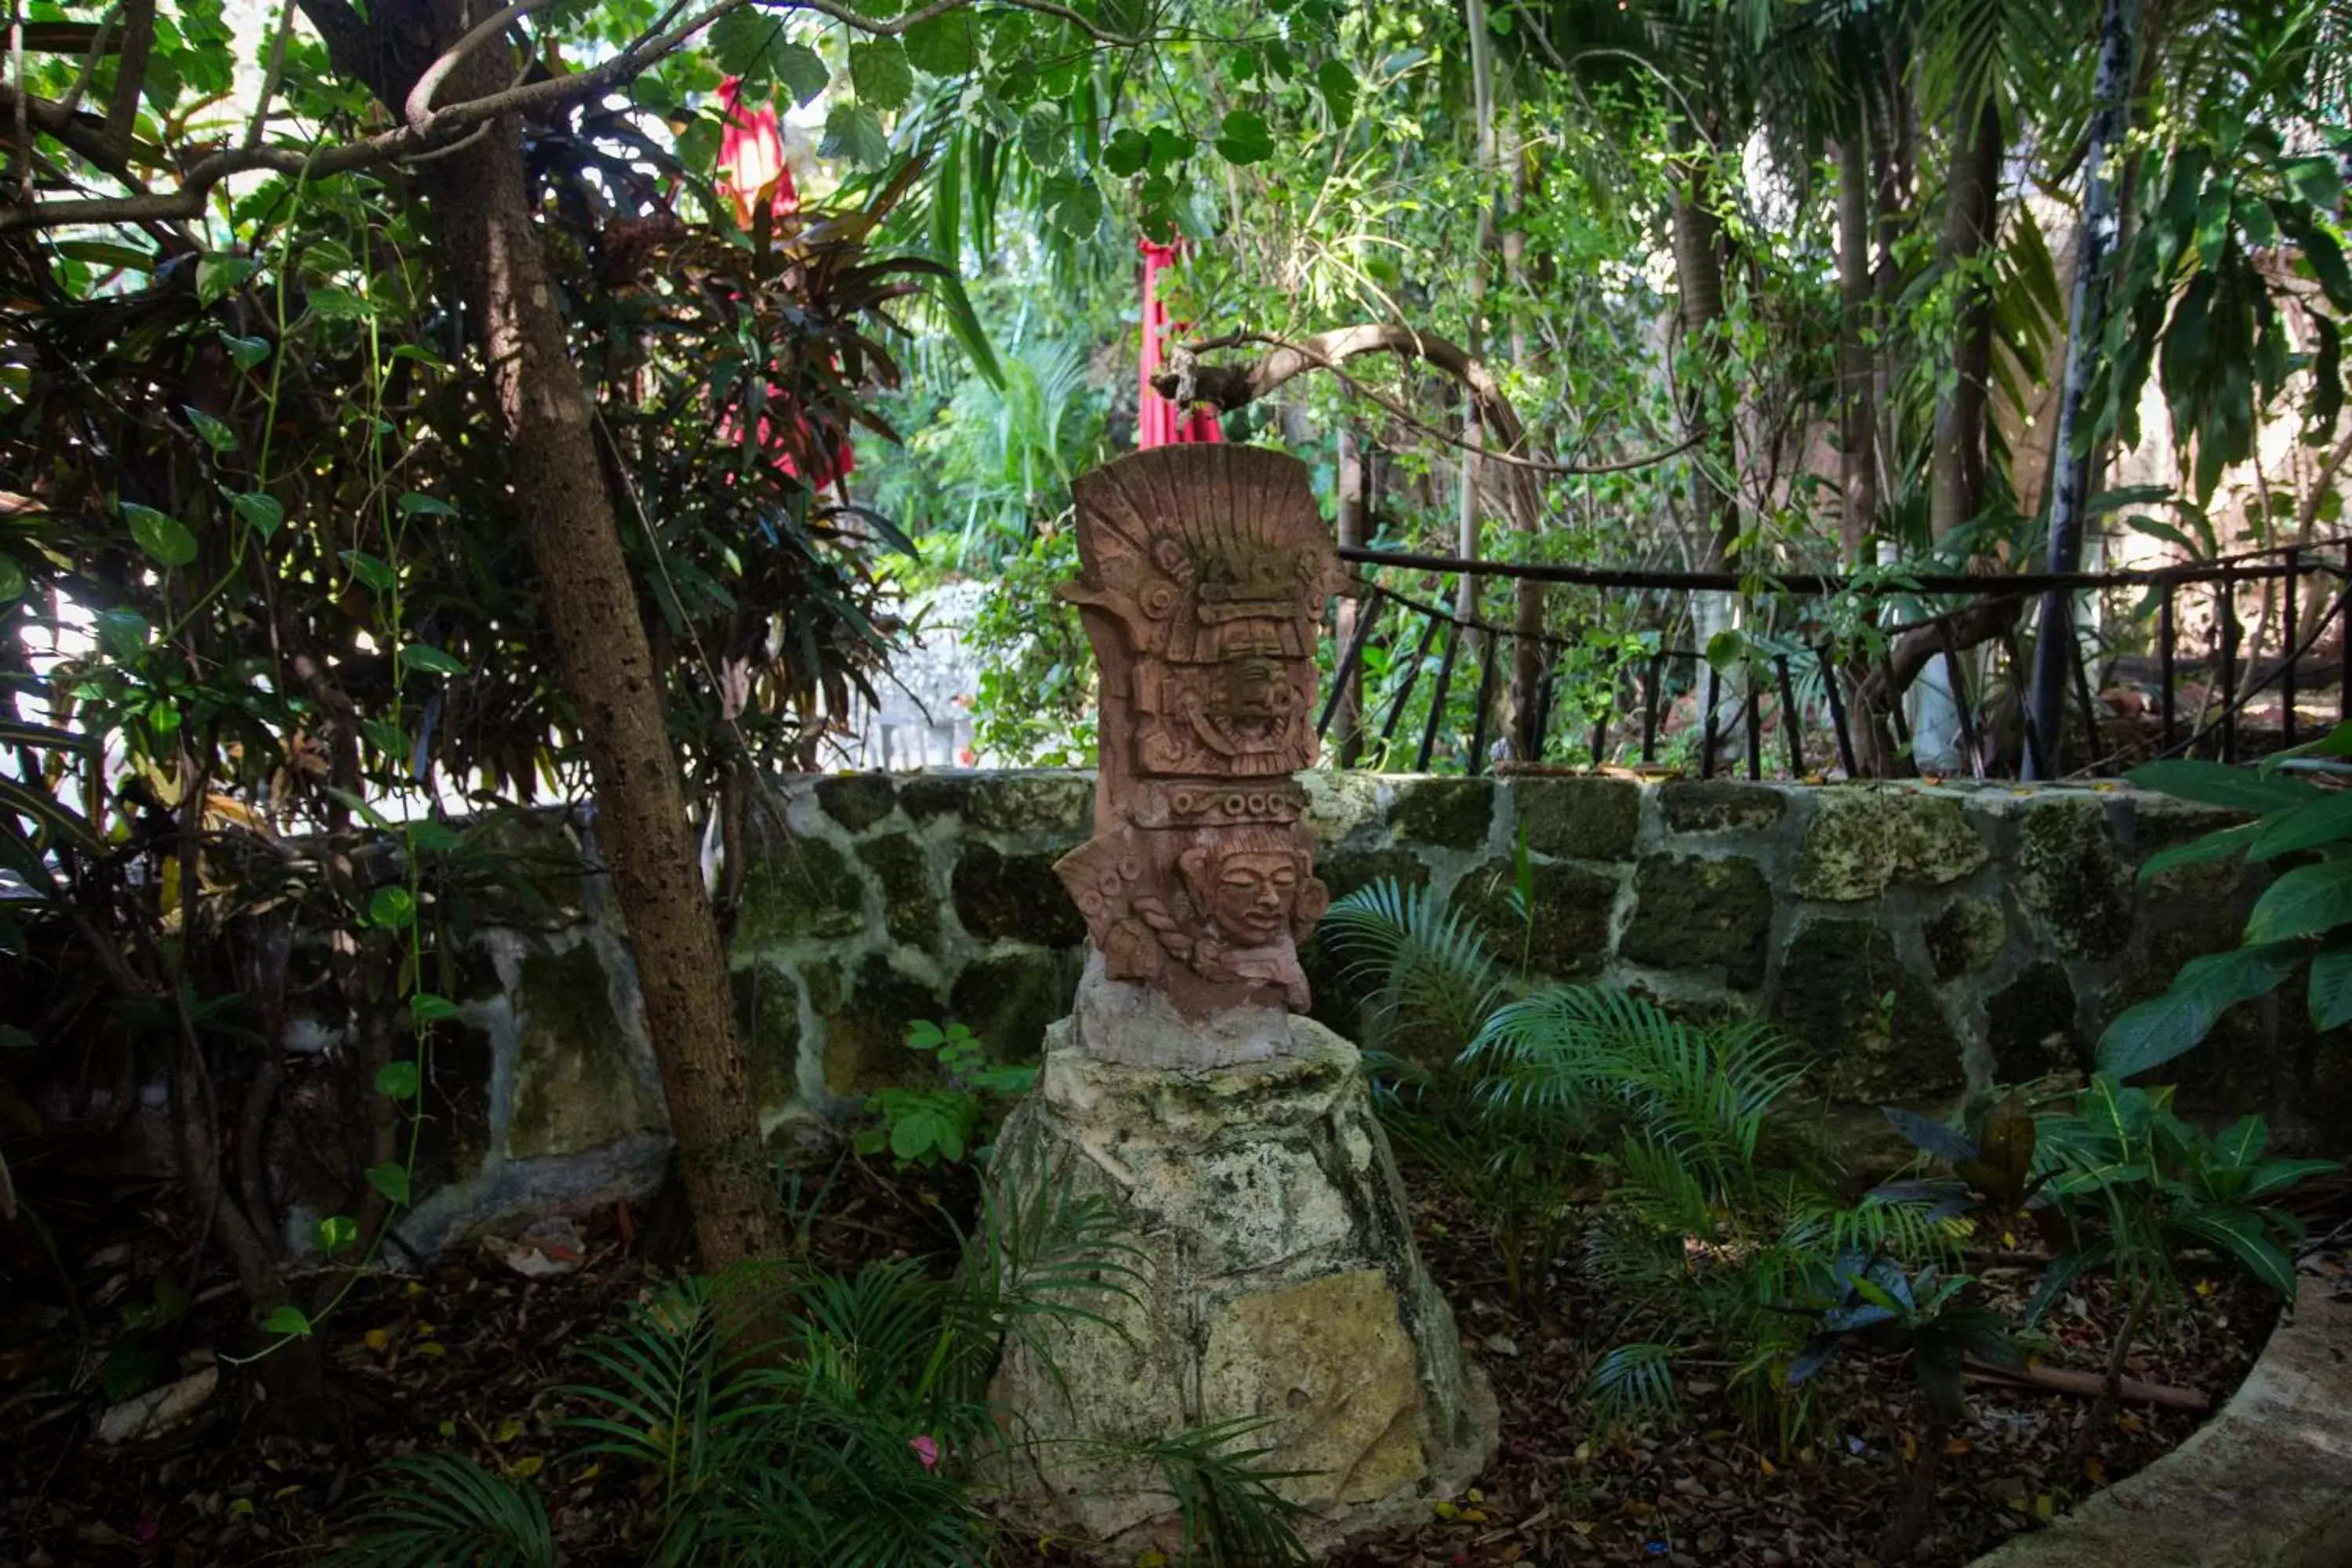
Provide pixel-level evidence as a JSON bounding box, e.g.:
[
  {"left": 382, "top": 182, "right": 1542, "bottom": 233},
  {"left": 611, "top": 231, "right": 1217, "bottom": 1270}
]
[
  {"left": 1621, "top": 854, "right": 1773, "bottom": 989},
  {"left": 736, "top": 835, "right": 866, "bottom": 943},
  {"left": 1773, "top": 917, "right": 1964, "bottom": 1101},
  {"left": 2013, "top": 795, "right": 2134, "bottom": 960},
  {"left": 858, "top": 832, "right": 940, "bottom": 946},
  {"left": 1925, "top": 897, "right": 2009, "bottom": 981},
  {"left": 1508, "top": 775, "right": 1641, "bottom": 860},
  {"left": 815, "top": 772, "right": 898, "bottom": 834},
  {"left": 967, "top": 771, "right": 1094, "bottom": 837},
  {"left": 1794, "top": 788, "right": 1987, "bottom": 902},
  {"left": 1298, "top": 768, "right": 1387, "bottom": 847},
  {"left": 1387, "top": 777, "right": 1496, "bottom": 851},
  {"left": 506, "top": 942, "right": 666, "bottom": 1159},
  {"left": 1659, "top": 780, "right": 1788, "bottom": 835},
  {"left": 987, "top": 1019, "right": 1496, "bottom": 1556},
  {"left": 1454, "top": 858, "right": 1618, "bottom": 978},
  {"left": 953, "top": 842, "right": 1087, "bottom": 946}
]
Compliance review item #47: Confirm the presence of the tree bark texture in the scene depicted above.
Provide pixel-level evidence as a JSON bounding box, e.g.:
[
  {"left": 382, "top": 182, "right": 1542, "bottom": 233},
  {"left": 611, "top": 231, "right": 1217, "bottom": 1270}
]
[
  {"left": 1838, "top": 136, "right": 1879, "bottom": 559},
  {"left": 310, "top": 0, "right": 780, "bottom": 1265},
  {"left": 2025, "top": 0, "right": 2134, "bottom": 779},
  {"left": 1930, "top": 96, "right": 2004, "bottom": 546},
  {"left": 1669, "top": 163, "right": 1737, "bottom": 572},
  {"left": 1331, "top": 430, "right": 1367, "bottom": 764}
]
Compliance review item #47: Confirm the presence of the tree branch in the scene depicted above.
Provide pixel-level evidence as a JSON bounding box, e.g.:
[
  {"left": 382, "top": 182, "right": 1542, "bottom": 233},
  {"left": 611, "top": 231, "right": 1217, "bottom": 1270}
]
[
  {"left": 0, "top": 0, "right": 1150, "bottom": 234},
  {"left": 98, "top": 0, "right": 152, "bottom": 160}
]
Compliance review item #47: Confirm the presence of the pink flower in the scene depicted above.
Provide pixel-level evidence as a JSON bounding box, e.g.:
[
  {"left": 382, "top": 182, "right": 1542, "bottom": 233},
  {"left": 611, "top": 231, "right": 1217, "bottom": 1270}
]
[{"left": 909, "top": 1434, "right": 941, "bottom": 1470}]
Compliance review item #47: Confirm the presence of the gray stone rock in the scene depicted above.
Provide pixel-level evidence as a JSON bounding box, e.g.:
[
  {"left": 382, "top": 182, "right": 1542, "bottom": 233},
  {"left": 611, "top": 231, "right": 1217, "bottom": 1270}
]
[
  {"left": 949, "top": 948, "right": 1080, "bottom": 1063},
  {"left": 1659, "top": 781, "right": 1788, "bottom": 835},
  {"left": 737, "top": 834, "right": 867, "bottom": 944},
  {"left": 1454, "top": 858, "right": 1617, "bottom": 978},
  {"left": 822, "top": 954, "right": 946, "bottom": 1098},
  {"left": 987, "top": 1020, "right": 1496, "bottom": 1556},
  {"left": 2013, "top": 796, "right": 2135, "bottom": 960},
  {"left": 858, "top": 832, "right": 939, "bottom": 946},
  {"left": 1793, "top": 789, "right": 1987, "bottom": 902},
  {"left": 1621, "top": 854, "right": 1773, "bottom": 989},
  {"left": 1773, "top": 918, "right": 1964, "bottom": 1102},
  {"left": 1926, "top": 897, "right": 2009, "bottom": 981},
  {"left": 734, "top": 962, "right": 802, "bottom": 1112},
  {"left": 898, "top": 771, "right": 973, "bottom": 821},
  {"left": 952, "top": 842, "right": 1087, "bottom": 946},
  {"left": 815, "top": 772, "right": 898, "bottom": 833},
  {"left": 1510, "top": 776, "right": 1641, "bottom": 860},
  {"left": 506, "top": 942, "right": 666, "bottom": 1158},
  {"left": 1387, "top": 777, "right": 1496, "bottom": 851},
  {"left": 967, "top": 771, "right": 1094, "bottom": 837}
]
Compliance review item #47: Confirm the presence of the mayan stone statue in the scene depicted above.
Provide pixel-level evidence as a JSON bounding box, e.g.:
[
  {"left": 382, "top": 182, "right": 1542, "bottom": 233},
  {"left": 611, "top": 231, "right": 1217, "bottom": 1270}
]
[
  {"left": 1052, "top": 444, "right": 1349, "bottom": 1065},
  {"left": 988, "top": 445, "right": 1496, "bottom": 1555}
]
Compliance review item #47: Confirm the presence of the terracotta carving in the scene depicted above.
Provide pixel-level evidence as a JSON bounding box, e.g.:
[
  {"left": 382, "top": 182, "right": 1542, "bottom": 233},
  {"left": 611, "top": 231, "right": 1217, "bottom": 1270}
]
[{"left": 1054, "top": 446, "right": 1349, "bottom": 1029}]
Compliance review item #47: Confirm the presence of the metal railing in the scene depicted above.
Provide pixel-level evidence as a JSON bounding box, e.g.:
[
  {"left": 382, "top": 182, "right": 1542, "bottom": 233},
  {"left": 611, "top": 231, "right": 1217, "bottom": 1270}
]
[{"left": 1319, "top": 538, "right": 2352, "bottom": 780}]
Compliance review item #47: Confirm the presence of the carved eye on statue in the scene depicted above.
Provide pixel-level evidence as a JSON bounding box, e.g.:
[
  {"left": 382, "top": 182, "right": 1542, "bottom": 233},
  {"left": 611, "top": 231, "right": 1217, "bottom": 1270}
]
[
  {"left": 1142, "top": 583, "right": 1178, "bottom": 619},
  {"left": 1152, "top": 539, "right": 1187, "bottom": 575}
]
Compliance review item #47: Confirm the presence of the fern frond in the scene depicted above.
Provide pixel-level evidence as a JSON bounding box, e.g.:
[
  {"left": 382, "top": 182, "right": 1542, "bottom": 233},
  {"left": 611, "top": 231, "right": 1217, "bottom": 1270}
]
[
  {"left": 1321, "top": 878, "right": 1504, "bottom": 1051},
  {"left": 1587, "top": 1341, "right": 1680, "bottom": 1425},
  {"left": 325, "top": 1454, "right": 555, "bottom": 1568}
]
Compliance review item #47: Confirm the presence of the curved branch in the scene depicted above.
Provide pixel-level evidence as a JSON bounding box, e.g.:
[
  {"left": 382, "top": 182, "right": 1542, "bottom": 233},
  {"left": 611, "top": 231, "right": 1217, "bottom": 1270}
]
[
  {"left": 404, "top": 0, "right": 557, "bottom": 132},
  {"left": 1, "top": 0, "right": 1148, "bottom": 234},
  {"left": 1152, "top": 325, "right": 1703, "bottom": 479}
]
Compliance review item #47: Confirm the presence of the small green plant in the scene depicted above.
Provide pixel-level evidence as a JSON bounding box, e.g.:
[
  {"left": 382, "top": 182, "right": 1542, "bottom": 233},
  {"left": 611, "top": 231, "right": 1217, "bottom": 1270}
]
[
  {"left": 1788, "top": 1254, "right": 2024, "bottom": 1559},
  {"left": 856, "top": 1019, "right": 1037, "bottom": 1167},
  {"left": 2106, "top": 740, "right": 2352, "bottom": 1079}
]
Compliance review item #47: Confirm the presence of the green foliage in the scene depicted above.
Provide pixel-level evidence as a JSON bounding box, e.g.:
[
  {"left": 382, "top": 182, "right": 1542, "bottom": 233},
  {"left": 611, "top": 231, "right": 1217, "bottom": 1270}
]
[
  {"left": 856, "top": 1019, "right": 1036, "bottom": 1167},
  {"left": 326, "top": 1454, "right": 554, "bottom": 1568},
  {"left": 1787, "top": 1256, "right": 2022, "bottom": 1424},
  {"left": 2105, "top": 742, "right": 2352, "bottom": 1077}
]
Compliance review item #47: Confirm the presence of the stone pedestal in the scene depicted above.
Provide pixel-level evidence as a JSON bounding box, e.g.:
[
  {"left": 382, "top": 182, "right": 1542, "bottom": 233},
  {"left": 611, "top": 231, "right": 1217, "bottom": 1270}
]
[{"left": 986, "top": 1016, "right": 1497, "bottom": 1556}]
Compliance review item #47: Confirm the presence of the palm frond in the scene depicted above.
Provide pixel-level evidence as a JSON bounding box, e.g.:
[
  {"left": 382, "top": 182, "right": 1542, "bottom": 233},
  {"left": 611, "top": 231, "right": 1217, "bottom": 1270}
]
[
  {"left": 1320, "top": 877, "right": 1504, "bottom": 1053},
  {"left": 1587, "top": 1340, "right": 1681, "bottom": 1425},
  {"left": 325, "top": 1454, "right": 555, "bottom": 1568}
]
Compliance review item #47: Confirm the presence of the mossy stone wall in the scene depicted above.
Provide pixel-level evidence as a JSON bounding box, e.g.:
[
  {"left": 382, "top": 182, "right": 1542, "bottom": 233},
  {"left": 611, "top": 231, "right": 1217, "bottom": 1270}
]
[{"left": 390, "top": 771, "right": 2346, "bottom": 1251}]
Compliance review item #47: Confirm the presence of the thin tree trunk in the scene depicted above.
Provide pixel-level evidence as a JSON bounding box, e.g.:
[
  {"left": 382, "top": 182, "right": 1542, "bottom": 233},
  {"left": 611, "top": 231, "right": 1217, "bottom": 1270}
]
[
  {"left": 1838, "top": 134, "right": 1879, "bottom": 559},
  {"left": 1671, "top": 169, "right": 1735, "bottom": 570},
  {"left": 1333, "top": 428, "right": 1367, "bottom": 765},
  {"left": 315, "top": 0, "right": 781, "bottom": 1266},
  {"left": 2027, "top": 0, "right": 2132, "bottom": 780},
  {"left": 1930, "top": 95, "right": 2003, "bottom": 547}
]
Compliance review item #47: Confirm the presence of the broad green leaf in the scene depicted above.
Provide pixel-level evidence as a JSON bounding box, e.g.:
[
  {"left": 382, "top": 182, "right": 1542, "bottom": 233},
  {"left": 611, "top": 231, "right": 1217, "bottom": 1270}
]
[
  {"left": 2247, "top": 861, "right": 2352, "bottom": 942},
  {"left": 397, "top": 491, "right": 456, "bottom": 518},
  {"left": 1020, "top": 103, "right": 1067, "bottom": 170},
  {"left": 2097, "top": 941, "right": 2303, "bottom": 1077},
  {"left": 183, "top": 405, "right": 239, "bottom": 453},
  {"left": 2127, "top": 759, "right": 2318, "bottom": 811},
  {"left": 398, "top": 644, "right": 468, "bottom": 677},
  {"left": 2247, "top": 1157, "right": 2339, "bottom": 1197},
  {"left": 820, "top": 102, "right": 890, "bottom": 167},
  {"left": 365, "top": 1161, "right": 412, "bottom": 1207},
  {"left": 1315, "top": 60, "right": 1356, "bottom": 127},
  {"left": 2248, "top": 793, "right": 2352, "bottom": 860},
  {"left": 0, "top": 557, "right": 23, "bottom": 603},
  {"left": 315, "top": 1214, "right": 358, "bottom": 1253},
  {"left": 2138, "top": 820, "right": 2259, "bottom": 882},
  {"left": 1047, "top": 176, "right": 1103, "bottom": 238},
  {"left": 341, "top": 550, "right": 397, "bottom": 591},
  {"left": 368, "top": 885, "right": 417, "bottom": 929},
  {"left": 408, "top": 992, "right": 459, "bottom": 1024},
  {"left": 263, "top": 1304, "right": 314, "bottom": 1338},
  {"left": 928, "top": 267, "right": 1004, "bottom": 389},
  {"left": 848, "top": 38, "right": 912, "bottom": 111},
  {"left": 1146, "top": 125, "right": 1192, "bottom": 169},
  {"left": 903, "top": 11, "right": 977, "bottom": 74},
  {"left": 122, "top": 503, "right": 198, "bottom": 568},
  {"left": 220, "top": 332, "right": 271, "bottom": 371},
  {"left": 1215, "top": 110, "right": 1274, "bottom": 165},
  {"left": 775, "top": 42, "right": 829, "bottom": 105},
  {"left": 890, "top": 1110, "right": 935, "bottom": 1161},
  {"left": 2285, "top": 155, "right": 2343, "bottom": 215},
  {"left": 303, "top": 284, "right": 376, "bottom": 321},
  {"left": 1103, "top": 126, "right": 1151, "bottom": 178},
  {"left": 2212, "top": 1114, "right": 2268, "bottom": 1169},
  {"left": 229, "top": 491, "right": 284, "bottom": 539},
  {"left": 2310, "top": 939, "right": 2352, "bottom": 1030},
  {"left": 2175, "top": 1207, "right": 2296, "bottom": 1294},
  {"left": 96, "top": 608, "right": 150, "bottom": 659},
  {"left": 375, "top": 1061, "right": 421, "bottom": 1098},
  {"left": 710, "top": 7, "right": 785, "bottom": 76},
  {"left": 197, "top": 253, "right": 259, "bottom": 306}
]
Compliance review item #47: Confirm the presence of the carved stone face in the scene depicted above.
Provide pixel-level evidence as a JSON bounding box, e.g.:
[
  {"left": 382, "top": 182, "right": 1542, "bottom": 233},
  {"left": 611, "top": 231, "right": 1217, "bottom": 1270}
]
[
  {"left": 1203, "top": 655, "right": 1295, "bottom": 749},
  {"left": 1207, "top": 848, "right": 1301, "bottom": 945}
]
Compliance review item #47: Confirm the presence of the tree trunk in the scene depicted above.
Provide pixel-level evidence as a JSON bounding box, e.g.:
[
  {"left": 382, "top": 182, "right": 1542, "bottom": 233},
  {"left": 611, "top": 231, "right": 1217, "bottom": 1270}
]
[
  {"left": 315, "top": 0, "right": 781, "bottom": 1266},
  {"left": 2026, "top": 0, "right": 2134, "bottom": 779},
  {"left": 1502, "top": 110, "right": 1546, "bottom": 764},
  {"left": 1332, "top": 428, "right": 1367, "bottom": 765},
  {"left": 1838, "top": 134, "right": 1878, "bottom": 560},
  {"left": 1670, "top": 165, "right": 1736, "bottom": 571},
  {"left": 1930, "top": 95, "right": 2003, "bottom": 546}
]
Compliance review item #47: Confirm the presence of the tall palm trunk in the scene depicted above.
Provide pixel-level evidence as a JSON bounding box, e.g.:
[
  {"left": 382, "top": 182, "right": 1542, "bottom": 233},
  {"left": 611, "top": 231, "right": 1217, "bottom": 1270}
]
[
  {"left": 2026, "top": 0, "right": 2134, "bottom": 779},
  {"left": 1838, "top": 134, "right": 1879, "bottom": 560},
  {"left": 1930, "top": 94, "right": 2003, "bottom": 546},
  {"left": 1919, "top": 93, "right": 2003, "bottom": 772},
  {"left": 310, "top": 0, "right": 780, "bottom": 1266}
]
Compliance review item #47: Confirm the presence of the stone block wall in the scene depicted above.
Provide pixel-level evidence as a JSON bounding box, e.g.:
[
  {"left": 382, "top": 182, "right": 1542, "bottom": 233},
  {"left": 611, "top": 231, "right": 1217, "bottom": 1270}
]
[{"left": 390, "top": 770, "right": 2347, "bottom": 1248}]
